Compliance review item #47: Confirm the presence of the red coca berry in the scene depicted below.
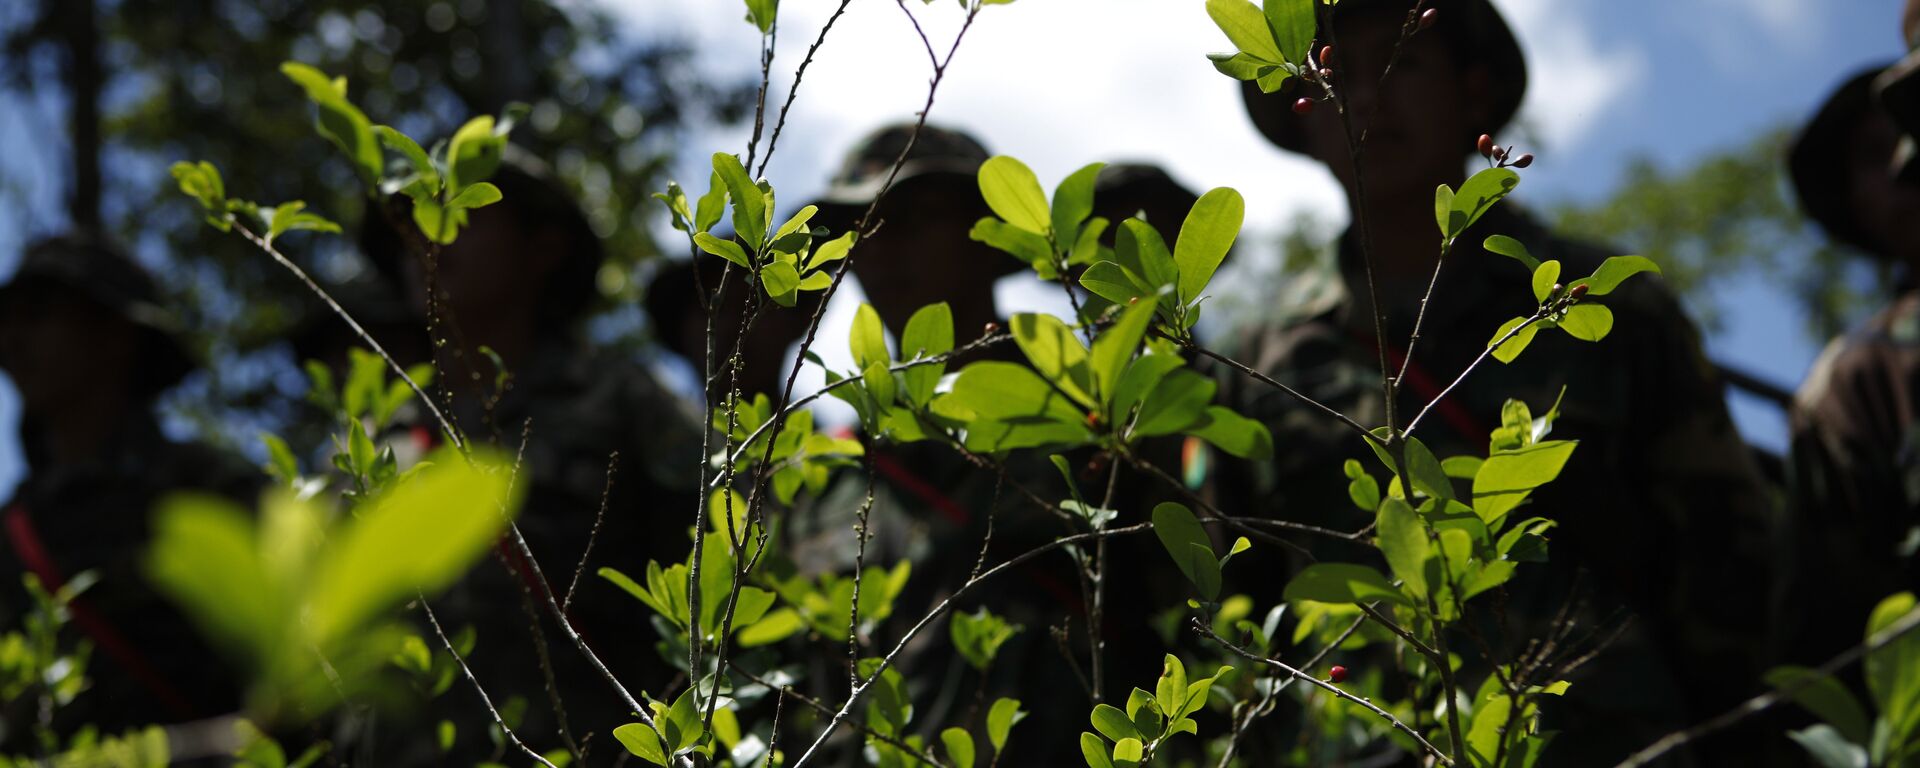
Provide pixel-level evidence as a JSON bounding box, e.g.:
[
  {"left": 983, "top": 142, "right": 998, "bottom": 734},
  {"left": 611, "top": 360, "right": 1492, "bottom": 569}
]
[
  {"left": 1476, "top": 134, "right": 1495, "bottom": 158},
  {"left": 1418, "top": 8, "right": 1438, "bottom": 30},
  {"left": 1329, "top": 665, "right": 1349, "bottom": 683},
  {"left": 984, "top": 321, "right": 1001, "bottom": 336},
  {"left": 1085, "top": 411, "right": 1103, "bottom": 429},
  {"left": 1492, "top": 146, "right": 1508, "bottom": 162},
  {"left": 1512, "top": 153, "right": 1535, "bottom": 169},
  {"left": 1318, "top": 67, "right": 1333, "bottom": 80},
  {"left": 1128, "top": 296, "right": 1139, "bottom": 305},
  {"left": 1569, "top": 283, "right": 1589, "bottom": 300},
  {"left": 1293, "top": 97, "right": 1316, "bottom": 115},
  {"left": 1318, "top": 45, "right": 1334, "bottom": 67}
]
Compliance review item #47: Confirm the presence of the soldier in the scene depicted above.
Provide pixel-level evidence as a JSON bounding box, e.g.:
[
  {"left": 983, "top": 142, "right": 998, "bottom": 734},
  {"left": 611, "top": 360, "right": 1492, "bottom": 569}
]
[
  {"left": 1226, "top": 0, "right": 1779, "bottom": 763},
  {"left": 0, "top": 235, "right": 250, "bottom": 736},
  {"left": 359, "top": 150, "right": 704, "bottom": 751},
  {"left": 786, "top": 124, "right": 1208, "bottom": 760},
  {"left": 1786, "top": 64, "right": 1920, "bottom": 665}
]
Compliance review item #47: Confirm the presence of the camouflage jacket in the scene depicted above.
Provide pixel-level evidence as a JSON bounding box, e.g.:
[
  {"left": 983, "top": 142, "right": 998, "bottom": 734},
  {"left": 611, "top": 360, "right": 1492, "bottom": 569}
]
[
  {"left": 1211, "top": 206, "right": 1784, "bottom": 764},
  {"left": 0, "top": 420, "right": 256, "bottom": 734},
  {"left": 1788, "top": 289, "right": 1920, "bottom": 663}
]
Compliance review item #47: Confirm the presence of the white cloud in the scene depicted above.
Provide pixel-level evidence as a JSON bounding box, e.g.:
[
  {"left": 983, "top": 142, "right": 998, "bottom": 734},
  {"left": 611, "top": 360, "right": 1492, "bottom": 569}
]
[
  {"left": 1497, "top": 0, "right": 1650, "bottom": 153},
  {"left": 1706, "top": 0, "right": 1819, "bottom": 47}
]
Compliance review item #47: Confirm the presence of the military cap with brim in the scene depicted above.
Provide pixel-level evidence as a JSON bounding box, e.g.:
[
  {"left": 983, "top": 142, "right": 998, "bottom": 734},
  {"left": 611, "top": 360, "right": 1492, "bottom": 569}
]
[
  {"left": 1791, "top": 66, "right": 1895, "bottom": 260},
  {"left": 1241, "top": 0, "right": 1528, "bottom": 155},
  {"left": 807, "top": 123, "right": 991, "bottom": 232},
  {"left": 0, "top": 235, "right": 195, "bottom": 393}
]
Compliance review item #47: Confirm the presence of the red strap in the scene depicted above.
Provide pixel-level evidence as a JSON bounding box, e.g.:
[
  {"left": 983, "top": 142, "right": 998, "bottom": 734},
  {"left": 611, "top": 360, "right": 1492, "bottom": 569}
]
[
  {"left": 1355, "top": 333, "right": 1490, "bottom": 442},
  {"left": 870, "top": 454, "right": 972, "bottom": 527},
  {"left": 3, "top": 504, "right": 197, "bottom": 720}
]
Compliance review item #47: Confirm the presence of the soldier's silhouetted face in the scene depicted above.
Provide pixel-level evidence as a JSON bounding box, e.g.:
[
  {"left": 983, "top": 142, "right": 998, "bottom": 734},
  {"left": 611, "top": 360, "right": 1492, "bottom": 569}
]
[
  {"left": 401, "top": 205, "right": 565, "bottom": 332},
  {"left": 0, "top": 282, "right": 138, "bottom": 415},
  {"left": 1297, "top": 9, "right": 1495, "bottom": 203},
  {"left": 1848, "top": 111, "right": 1920, "bottom": 267},
  {"left": 852, "top": 178, "right": 1005, "bottom": 336}
]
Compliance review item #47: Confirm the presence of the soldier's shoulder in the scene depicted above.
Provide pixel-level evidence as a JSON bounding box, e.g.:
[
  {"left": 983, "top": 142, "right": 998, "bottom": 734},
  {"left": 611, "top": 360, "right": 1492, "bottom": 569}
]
[{"left": 1797, "top": 292, "right": 1920, "bottom": 415}]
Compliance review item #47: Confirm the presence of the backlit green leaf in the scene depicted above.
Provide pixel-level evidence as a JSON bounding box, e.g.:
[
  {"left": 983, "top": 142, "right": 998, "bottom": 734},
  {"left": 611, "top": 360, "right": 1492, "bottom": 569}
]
[
  {"left": 1206, "top": 0, "right": 1283, "bottom": 62},
  {"left": 988, "top": 698, "right": 1025, "bottom": 753},
  {"left": 1153, "top": 503, "right": 1220, "bottom": 599},
  {"left": 1265, "top": 0, "right": 1317, "bottom": 63},
  {"left": 712, "top": 152, "right": 766, "bottom": 249},
  {"left": 1559, "top": 304, "right": 1614, "bottom": 342},
  {"left": 1484, "top": 234, "right": 1540, "bottom": 270},
  {"left": 1376, "top": 497, "right": 1430, "bottom": 597},
  {"left": 1090, "top": 298, "right": 1157, "bottom": 403},
  {"left": 1283, "top": 563, "right": 1411, "bottom": 606},
  {"left": 971, "top": 217, "right": 1056, "bottom": 267},
  {"left": 1188, "top": 406, "right": 1273, "bottom": 460},
  {"left": 1578, "top": 255, "right": 1661, "bottom": 296},
  {"left": 1011, "top": 313, "right": 1094, "bottom": 407},
  {"left": 1450, "top": 167, "right": 1520, "bottom": 238},
  {"left": 942, "top": 728, "right": 975, "bottom": 768},
  {"left": 446, "top": 115, "right": 504, "bottom": 192},
  {"left": 901, "top": 303, "right": 953, "bottom": 407},
  {"left": 1173, "top": 187, "right": 1244, "bottom": 303},
  {"left": 978, "top": 156, "right": 1051, "bottom": 235},
  {"left": 1489, "top": 316, "right": 1542, "bottom": 364},
  {"left": 1472, "top": 440, "right": 1577, "bottom": 525},
  {"left": 1052, "top": 162, "right": 1107, "bottom": 246},
  {"left": 851, "top": 303, "right": 890, "bottom": 370}
]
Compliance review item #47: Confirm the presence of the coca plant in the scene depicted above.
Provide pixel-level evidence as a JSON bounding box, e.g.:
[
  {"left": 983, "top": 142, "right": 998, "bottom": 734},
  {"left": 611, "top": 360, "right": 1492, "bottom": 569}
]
[{"left": 145, "top": 1, "right": 1920, "bottom": 768}]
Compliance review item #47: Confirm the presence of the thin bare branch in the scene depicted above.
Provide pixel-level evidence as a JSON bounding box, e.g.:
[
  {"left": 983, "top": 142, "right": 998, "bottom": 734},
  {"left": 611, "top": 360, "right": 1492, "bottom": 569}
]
[
  {"left": 420, "top": 595, "right": 557, "bottom": 768},
  {"left": 230, "top": 221, "right": 460, "bottom": 451},
  {"left": 758, "top": 0, "right": 857, "bottom": 178},
  {"left": 788, "top": 523, "right": 1156, "bottom": 767},
  {"left": 1196, "top": 620, "right": 1454, "bottom": 766},
  {"left": 1615, "top": 606, "right": 1920, "bottom": 768},
  {"left": 1216, "top": 613, "right": 1367, "bottom": 768},
  {"left": 564, "top": 452, "right": 619, "bottom": 614},
  {"left": 1177, "top": 336, "right": 1381, "bottom": 446}
]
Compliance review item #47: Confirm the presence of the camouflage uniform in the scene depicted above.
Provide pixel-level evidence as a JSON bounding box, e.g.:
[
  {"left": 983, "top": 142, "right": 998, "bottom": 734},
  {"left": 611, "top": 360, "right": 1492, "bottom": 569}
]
[
  {"left": 1212, "top": 206, "right": 1783, "bottom": 765},
  {"left": 1784, "top": 61, "right": 1920, "bottom": 667},
  {"left": 1789, "top": 292, "right": 1920, "bottom": 663}
]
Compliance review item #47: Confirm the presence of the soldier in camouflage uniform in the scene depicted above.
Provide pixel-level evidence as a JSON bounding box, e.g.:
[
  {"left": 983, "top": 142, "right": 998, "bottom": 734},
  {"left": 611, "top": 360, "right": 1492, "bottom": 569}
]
[
  {"left": 1225, "top": 0, "right": 1781, "bottom": 763},
  {"left": 359, "top": 150, "right": 704, "bottom": 751},
  {"left": 786, "top": 125, "right": 1205, "bottom": 761},
  {"left": 0, "top": 235, "right": 252, "bottom": 737},
  {"left": 1787, "top": 64, "right": 1920, "bottom": 667}
]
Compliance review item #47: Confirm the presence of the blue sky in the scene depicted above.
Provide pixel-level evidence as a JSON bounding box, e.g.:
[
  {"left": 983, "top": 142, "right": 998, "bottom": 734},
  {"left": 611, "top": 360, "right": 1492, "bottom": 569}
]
[{"left": 0, "top": 0, "right": 1903, "bottom": 496}]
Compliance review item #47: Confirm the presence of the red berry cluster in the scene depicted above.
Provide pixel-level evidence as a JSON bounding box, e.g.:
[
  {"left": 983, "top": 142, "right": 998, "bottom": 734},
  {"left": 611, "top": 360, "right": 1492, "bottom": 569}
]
[{"left": 1477, "top": 134, "right": 1534, "bottom": 169}]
